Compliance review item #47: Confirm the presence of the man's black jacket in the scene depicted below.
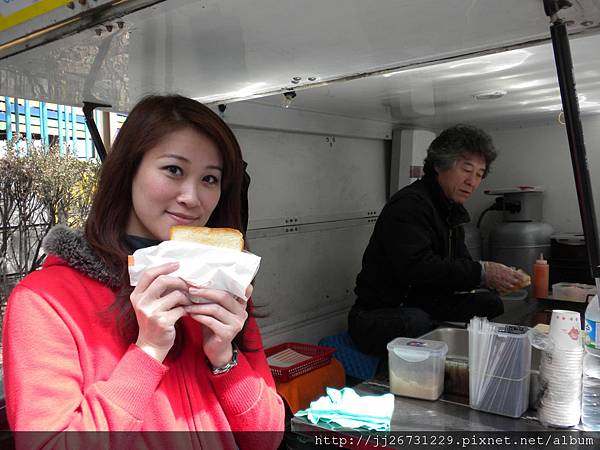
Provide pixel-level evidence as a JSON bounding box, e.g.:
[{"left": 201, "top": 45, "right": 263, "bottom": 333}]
[{"left": 353, "top": 173, "right": 482, "bottom": 310}]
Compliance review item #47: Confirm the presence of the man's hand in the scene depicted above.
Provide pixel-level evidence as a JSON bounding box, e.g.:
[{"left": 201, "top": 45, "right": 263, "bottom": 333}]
[{"left": 482, "top": 261, "right": 525, "bottom": 295}]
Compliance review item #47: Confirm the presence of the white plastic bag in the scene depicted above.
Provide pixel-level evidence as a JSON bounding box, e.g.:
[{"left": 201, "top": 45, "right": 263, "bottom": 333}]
[{"left": 128, "top": 241, "right": 260, "bottom": 301}]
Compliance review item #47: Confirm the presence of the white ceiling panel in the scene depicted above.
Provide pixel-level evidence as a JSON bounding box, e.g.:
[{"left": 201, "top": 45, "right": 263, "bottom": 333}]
[
  {"left": 1, "top": 0, "right": 600, "bottom": 116},
  {"left": 249, "top": 32, "right": 600, "bottom": 130}
]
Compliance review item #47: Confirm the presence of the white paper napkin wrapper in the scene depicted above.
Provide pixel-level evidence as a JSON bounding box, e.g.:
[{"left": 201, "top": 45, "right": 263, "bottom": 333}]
[{"left": 128, "top": 240, "right": 260, "bottom": 301}]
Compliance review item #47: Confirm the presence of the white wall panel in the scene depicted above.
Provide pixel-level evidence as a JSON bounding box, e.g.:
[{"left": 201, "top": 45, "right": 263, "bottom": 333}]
[
  {"left": 467, "top": 115, "right": 600, "bottom": 239},
  {"left": 235, "top": 127, "right": 388, "bottom": 221},
  {"left": 248, "top": 224, "right": 375, "bottom": 335},
  {"left": 232, "top": 126, "right": 387, "bottom": 342}
]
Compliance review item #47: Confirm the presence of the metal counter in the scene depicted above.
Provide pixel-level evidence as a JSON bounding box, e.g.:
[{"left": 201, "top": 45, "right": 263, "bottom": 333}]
[
  {"left": 291, "top": 297, "right": 591, "bottom": 435},
  {"left": 291, "top": 378, "right": 550, "bottom": 434}
]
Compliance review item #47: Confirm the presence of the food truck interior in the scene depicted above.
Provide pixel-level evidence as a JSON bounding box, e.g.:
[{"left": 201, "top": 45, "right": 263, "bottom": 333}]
[{"left": 2, "top": 0, "right": 600, "bottom": 441}]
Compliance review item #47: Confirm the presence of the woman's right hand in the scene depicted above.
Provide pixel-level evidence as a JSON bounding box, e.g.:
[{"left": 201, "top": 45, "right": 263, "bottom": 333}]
[{"left": 130, "top": 262, "right": 191, "bottom": 362}]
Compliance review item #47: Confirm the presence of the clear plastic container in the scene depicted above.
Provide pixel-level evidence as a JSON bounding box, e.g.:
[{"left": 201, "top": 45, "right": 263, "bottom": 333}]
[
  {"left": 469, "top": 324, "right": 531, "bottom": 418},
  {"left": 471, "top": 372, "right": 530, "bottom": 418},
  {"left": 387, "top": 337, "right": 448, "bottom": 400},
  {"left": 552, "top": 282, "right": 596, "bottom": 303}
]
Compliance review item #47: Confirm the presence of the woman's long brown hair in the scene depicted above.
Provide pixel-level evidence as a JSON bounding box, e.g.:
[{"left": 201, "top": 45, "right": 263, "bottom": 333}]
[{"left": 85, "top": 94, "right": 256, "bottom": 355}]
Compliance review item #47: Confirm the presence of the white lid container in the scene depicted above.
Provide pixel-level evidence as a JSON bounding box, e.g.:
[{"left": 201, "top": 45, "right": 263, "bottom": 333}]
[
  {"left": 387, "top": 337, "right": 448, "bottom": 400},
  {"left": 552, "top": 282, "right": 596, "bottom": 303}
]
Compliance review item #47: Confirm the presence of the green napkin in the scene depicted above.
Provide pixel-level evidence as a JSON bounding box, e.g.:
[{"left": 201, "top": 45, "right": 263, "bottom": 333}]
[{"left": 295, "top": 387, "right": 394, "bottom": 431}]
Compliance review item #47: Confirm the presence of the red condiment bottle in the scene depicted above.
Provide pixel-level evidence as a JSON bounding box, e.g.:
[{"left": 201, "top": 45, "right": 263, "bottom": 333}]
[{"left": 533, "top": 253, "right": 549, "bottom": 299}]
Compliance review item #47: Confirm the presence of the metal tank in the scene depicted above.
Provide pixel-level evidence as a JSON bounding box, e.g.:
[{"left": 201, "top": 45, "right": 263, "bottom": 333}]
[{"left": 486, "top": 188, "right": 554, "bottom": 276}]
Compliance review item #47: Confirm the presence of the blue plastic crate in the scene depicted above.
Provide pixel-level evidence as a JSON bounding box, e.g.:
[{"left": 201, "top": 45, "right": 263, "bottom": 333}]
[{"left": 318, "top": 332, "right": 380, "bottom": 380}]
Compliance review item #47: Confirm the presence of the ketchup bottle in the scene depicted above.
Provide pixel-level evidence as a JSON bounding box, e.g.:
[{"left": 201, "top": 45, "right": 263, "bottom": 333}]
[{"left": 533, "top": 253, "right": 549, "bottom": 299}]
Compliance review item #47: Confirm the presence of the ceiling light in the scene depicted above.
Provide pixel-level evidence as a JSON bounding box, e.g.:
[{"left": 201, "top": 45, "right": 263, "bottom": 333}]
[{"left": 473, "top": 90, "right": 507, "bottom": 100}]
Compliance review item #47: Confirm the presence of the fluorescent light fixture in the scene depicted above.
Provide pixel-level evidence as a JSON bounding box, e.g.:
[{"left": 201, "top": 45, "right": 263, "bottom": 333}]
[{"left": 473, "top": 90, "right": 507, "bottom": 100}]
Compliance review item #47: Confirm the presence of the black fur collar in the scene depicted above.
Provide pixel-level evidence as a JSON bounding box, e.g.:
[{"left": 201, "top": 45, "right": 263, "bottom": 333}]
[{"left": 42, "top": 225, "right": 121, "bottom": 289}]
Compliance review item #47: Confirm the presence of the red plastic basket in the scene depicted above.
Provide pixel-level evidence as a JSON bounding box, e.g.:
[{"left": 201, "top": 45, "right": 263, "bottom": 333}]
[{"left": 265, "top": 342, "right": 336, "bottom": 382}]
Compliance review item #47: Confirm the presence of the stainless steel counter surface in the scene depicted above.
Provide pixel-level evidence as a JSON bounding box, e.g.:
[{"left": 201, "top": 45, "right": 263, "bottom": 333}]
[
  {"left": 357, "top": 380, "right": 546, "bottom": 431},
  {"left": 291, "top": 379, "right": 567, "bottom": 433},
  {"left": 290, "top": 298, "right": 591, "bottom": 435}
]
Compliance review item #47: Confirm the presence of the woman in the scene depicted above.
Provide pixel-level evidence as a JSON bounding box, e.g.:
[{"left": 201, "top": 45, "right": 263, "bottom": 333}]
[{"left": 2, "top": 95, "right": 284, "bottom": 449}]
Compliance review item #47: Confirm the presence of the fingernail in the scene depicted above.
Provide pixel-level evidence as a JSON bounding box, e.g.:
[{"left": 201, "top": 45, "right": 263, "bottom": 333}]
[{"left": 189, "top": 287, "right": 203, "bottom": 295}]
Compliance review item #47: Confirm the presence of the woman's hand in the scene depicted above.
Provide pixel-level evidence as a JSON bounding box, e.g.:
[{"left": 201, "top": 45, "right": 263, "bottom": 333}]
[
  {"left": 483, "top": 261, "right": 524, "bottom": 295},
  {"left": 130, "top": 262, "right": 192, "bottom": 362},
  {"left": 184, "top": 284, "right": 253, "bottom": 369}
]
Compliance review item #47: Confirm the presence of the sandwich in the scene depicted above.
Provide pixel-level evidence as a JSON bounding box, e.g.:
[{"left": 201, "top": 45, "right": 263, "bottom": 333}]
[
  {"left": 169, "top": 225, "right": 244, "bottom": 251},
  {"left": 127, "top": 227, "right": 243, "bottom": 267},
  {"left": 128, "top": 226, "right": 257, "bottom": 299},
  {"left": 516, "top": 269, "right": 531, "bottom": 289}
]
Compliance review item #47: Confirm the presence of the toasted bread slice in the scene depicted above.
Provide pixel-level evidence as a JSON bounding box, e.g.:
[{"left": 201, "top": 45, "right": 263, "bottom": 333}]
[{"left": 169, "top": 226, "right": 244, "bottom": 251}]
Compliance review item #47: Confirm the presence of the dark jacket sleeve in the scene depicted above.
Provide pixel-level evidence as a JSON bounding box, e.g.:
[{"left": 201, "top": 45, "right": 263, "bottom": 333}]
[
  {"left": 379, "top": 193, "right": 482, "bottom": 292},
  {"left": 455, "top": 226, "right": 473, "bottom": 260}
]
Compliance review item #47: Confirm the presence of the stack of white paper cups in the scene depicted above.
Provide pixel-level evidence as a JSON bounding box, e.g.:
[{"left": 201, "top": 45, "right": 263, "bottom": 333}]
[{"left": 537, "top": 310, "right": 584, "bottom": 428}]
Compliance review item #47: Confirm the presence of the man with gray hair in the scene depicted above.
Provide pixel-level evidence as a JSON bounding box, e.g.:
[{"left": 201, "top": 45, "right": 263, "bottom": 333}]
[{"left": 349, "top": 124, "right": 524, "bottom": 357}]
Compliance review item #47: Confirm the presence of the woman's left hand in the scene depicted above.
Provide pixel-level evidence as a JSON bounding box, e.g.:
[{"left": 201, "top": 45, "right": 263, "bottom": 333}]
[{"left": 184, "top": 284, "right": 253, "bottom": 368}]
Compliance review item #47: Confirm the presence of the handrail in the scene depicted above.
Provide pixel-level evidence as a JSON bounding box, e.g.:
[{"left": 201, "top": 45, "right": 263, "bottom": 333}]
[
  {"left": 543, "top": 0, "right": 600, "bottom": 288},
  {"left": 82, "top": 101, "right": 110, "bottom": 162}
]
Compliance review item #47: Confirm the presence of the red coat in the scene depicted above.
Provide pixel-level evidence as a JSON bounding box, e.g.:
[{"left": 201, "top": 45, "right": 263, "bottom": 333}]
[{"left": 2, "top": 229, "right": 284, "bottom": 450}]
